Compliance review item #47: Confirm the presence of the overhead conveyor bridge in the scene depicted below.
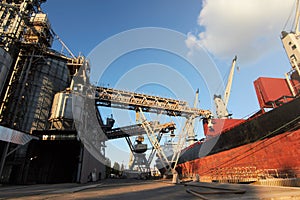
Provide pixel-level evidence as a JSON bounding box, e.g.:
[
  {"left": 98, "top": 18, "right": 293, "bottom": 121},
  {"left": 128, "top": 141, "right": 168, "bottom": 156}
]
[
  {"left": 91, "top": 86, "right": 212, "bottom": 175},
  {"left": 104, "top": 122, "right": 175, "bottom": 140},
  {"left": 94, "top": 86, "right": 212, "bottom": 119}
]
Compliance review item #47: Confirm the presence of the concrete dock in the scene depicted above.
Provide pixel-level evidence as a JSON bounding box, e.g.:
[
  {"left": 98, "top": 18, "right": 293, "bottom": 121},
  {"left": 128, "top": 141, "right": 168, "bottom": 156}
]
[{"left": 1, "top": 179, "right": 300, "bottom": 200}]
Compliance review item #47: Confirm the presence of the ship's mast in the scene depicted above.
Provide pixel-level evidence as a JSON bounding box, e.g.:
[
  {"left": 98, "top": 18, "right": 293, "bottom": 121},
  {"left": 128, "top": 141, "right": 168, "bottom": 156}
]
[{"left": 281, "top": 0, "right": 300, "bottom": 96}]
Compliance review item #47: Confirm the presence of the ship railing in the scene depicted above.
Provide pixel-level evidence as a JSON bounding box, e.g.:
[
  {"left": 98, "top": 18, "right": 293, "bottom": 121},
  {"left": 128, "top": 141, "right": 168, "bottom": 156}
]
[{"left": 269, "top": 95, "right": 298, "bottom": 108}]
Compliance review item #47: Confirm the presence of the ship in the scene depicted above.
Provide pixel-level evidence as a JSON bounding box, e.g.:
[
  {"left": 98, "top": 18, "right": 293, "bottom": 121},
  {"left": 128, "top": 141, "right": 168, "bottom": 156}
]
[{"left": 165, "top": 3, "right": 300, "bottom": 184}]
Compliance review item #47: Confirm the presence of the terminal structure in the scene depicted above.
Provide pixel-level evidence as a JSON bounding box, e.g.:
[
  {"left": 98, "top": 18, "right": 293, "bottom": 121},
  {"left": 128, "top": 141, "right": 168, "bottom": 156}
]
[{"left": 0, "top": 0, "right": 212, "bottom": 184}]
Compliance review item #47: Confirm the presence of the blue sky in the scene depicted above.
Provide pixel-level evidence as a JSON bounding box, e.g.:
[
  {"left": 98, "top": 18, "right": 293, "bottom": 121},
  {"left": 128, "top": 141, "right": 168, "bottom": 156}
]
[
  {"left": 42, "top": 0, "right": 296, "bottom": 117},
  {"left": 41, "top": 0, "right": 296, "bottom": 167},
  {"left": 42, "top": 0, "right": 202, "bottom": 55}
]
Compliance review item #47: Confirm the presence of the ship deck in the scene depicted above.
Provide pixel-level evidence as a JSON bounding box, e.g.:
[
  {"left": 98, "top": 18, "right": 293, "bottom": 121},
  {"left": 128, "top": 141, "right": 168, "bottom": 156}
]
[{"left": 1, "top": 179, "right": 300, "bottom": 199}]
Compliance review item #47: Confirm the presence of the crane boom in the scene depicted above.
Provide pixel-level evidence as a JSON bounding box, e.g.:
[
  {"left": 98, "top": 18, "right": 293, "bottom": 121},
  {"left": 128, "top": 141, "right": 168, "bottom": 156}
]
[
  {"left": 214, "top": 56, "right": 237, "bottom": 118},
  {"left": 224, "top": 56, "right": 237, "bottom": 108},
  {"left": 187, "top": 89, "right": 199, "bottom": 145}
]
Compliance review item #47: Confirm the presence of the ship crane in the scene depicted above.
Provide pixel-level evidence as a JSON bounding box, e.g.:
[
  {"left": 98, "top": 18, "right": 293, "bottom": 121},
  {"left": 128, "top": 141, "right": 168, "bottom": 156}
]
[
  {"left": 214, "top": 56, "right": 237, "bottom": 119},
  {"left": 187, "top": 89, "right": 199, "bottom": 145},
  {"left": 281, "top": 0, "right": 300, "bottom": 96}
]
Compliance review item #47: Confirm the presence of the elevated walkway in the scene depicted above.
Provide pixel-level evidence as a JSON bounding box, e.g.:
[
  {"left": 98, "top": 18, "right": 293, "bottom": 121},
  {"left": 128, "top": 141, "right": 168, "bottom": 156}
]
[{"left": 95, "top": 86, "right": 212, "bottom": 118}]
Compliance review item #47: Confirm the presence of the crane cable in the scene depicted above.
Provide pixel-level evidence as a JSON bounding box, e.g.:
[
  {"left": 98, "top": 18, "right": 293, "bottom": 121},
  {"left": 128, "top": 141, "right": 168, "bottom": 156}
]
[{"left": 283, "top": 0, "right": 298, "bottom": 32}]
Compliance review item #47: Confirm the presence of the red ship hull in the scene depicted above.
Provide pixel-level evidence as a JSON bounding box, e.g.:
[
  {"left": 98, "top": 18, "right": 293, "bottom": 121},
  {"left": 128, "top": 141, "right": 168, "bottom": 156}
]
[
  {"left": 178, "top": 128, "right": 300, "bottom": 182},
  {"left": 174, "top": 77, "right": 300, "bottom": 183}
]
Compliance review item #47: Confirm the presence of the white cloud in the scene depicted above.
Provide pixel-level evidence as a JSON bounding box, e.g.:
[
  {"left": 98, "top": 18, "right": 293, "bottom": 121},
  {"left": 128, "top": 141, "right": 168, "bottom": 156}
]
[{"left": 187, "top": 0, "right": 296, "bottom": 64}]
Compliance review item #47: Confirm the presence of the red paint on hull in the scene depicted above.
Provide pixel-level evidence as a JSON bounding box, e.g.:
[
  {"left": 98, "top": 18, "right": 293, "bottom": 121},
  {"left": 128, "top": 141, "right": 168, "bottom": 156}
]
[
  {"left": 203, "top": 118, "right": 245, "bottom": 137},
  {"left": 178, "top": 129, "right": 300, "bottom": 181}
]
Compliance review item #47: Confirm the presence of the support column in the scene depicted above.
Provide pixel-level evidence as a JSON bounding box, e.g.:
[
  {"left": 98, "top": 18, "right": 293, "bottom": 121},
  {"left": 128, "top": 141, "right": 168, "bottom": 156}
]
[{"left": 0, "top": 142, "right": 9, "bottom": 182}]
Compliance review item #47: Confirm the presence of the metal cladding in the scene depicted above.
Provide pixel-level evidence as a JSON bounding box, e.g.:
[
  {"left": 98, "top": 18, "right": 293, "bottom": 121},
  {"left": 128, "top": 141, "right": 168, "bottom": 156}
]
[
  {"left": 0, "top": 125, "right": 37, "bottom": 145},
  {"left": 0, "top": 48, "right": 12, "bottom": 95},
  {"left": 48, "top": 57, "right": 88, "bottom": 131},
  {"left": 49, "top": 92, "right": 74, "bottom": 130},
  {"left": 50, "top": 92, "right": 73, "bottom": 120},
  {"left": 0, "top": 0, "right": 67, "bottom": 133},
  {"left": 0, "top": 52, "right": 70, "bottom": 133}
]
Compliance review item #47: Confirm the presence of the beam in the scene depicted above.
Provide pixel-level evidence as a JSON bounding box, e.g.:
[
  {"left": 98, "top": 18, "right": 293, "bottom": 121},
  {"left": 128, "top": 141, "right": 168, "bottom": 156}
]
[{"left": 95, "top": 86, "right": 212, "bottom": 118}]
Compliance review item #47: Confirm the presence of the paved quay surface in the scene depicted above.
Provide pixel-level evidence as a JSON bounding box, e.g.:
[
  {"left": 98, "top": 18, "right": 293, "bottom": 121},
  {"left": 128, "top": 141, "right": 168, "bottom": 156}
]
[{"left": 1, "top": 179, "right": 300, "bottom": 199}]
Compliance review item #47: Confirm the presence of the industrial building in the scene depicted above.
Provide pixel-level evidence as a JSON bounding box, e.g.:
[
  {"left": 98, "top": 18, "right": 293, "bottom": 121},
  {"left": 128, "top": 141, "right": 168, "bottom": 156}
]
[
  {"left": 0, "top": 0, "right": 107, "bottom": 184},
  {"left": 0, "top": 0, "right": 213, "bottom": 184}
]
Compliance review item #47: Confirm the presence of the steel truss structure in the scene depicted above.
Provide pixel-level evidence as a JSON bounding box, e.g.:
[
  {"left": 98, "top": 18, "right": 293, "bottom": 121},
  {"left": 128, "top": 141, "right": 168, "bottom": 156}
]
[
  {"left": 95, "top": 86, "right": 212, "bottom": 119},
  {"left": 93, "top": 85, "right": 212, "bottom": 177}
]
